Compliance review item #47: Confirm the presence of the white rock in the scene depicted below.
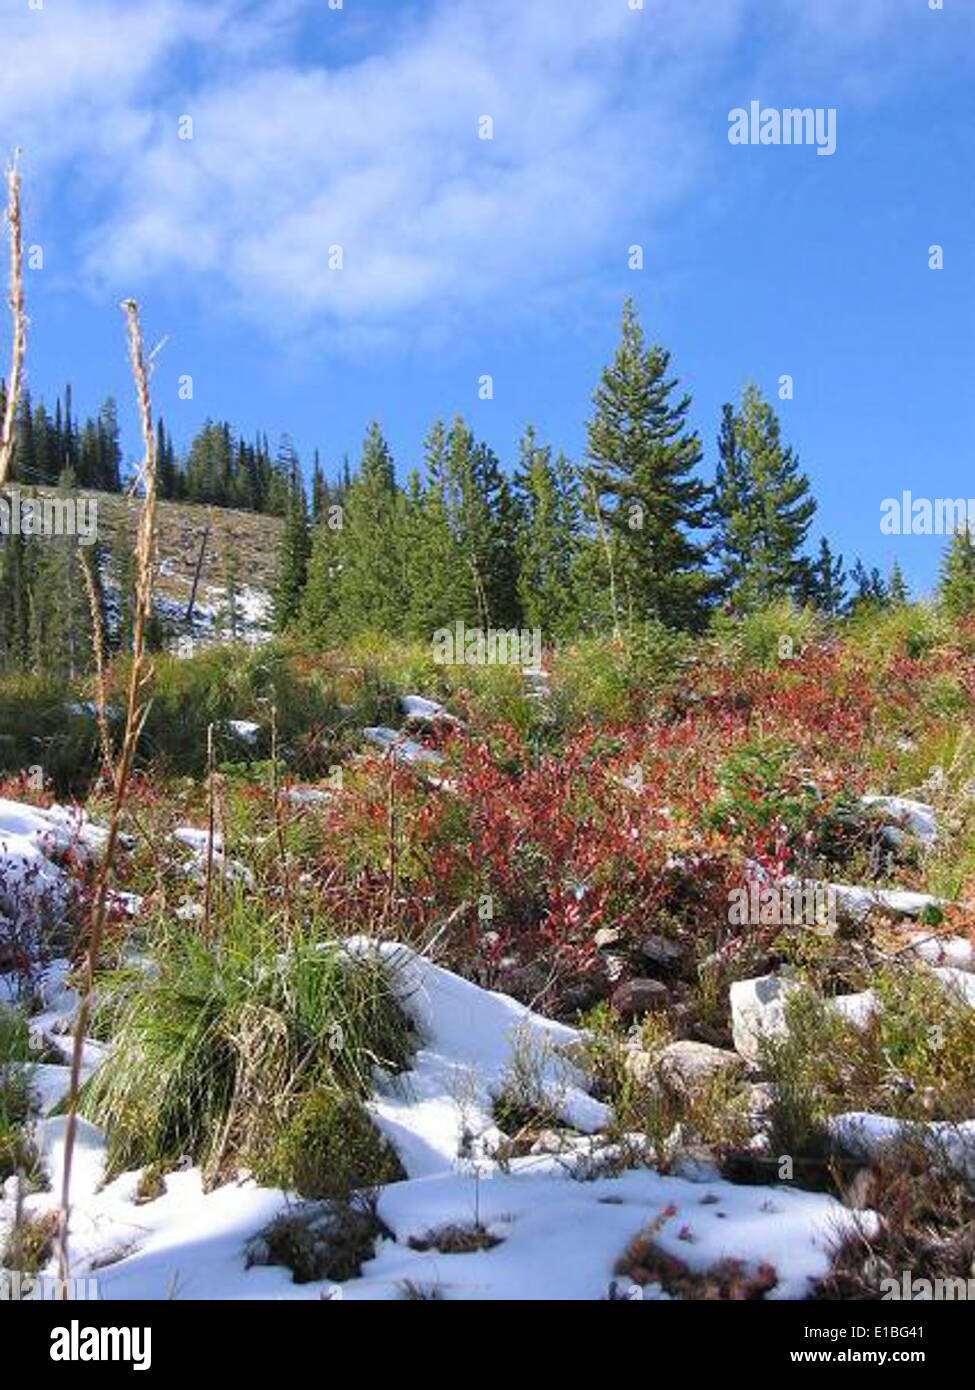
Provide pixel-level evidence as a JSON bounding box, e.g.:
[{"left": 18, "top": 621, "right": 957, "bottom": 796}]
[
  {"left": 730, "top": 974, "right": 799, "bottom": 1064},
  {"left": 830, "top": 1112, "right": 975, "bottom": 1181},
  {"left": 283, "top": 787, "right": 333, "bottom": 806},
  {"left": 907, "top": 934, "right": 975, "bottom": 971},
  {"left": 861, "top": 796, "right": 937, "bottom": 847},
  {"left": 932, "top": 966, "right": 975, "bottom": 1008},
  {"left": 832, "top": 883, "right": 944, "bottom": 921},
  {"left": 363, "top": 727, "right": 443, "bottom": 768},
  {"left": 400, "top": 695, "right": 463, "bottom": 727},
  {"left": 827, "top": 990, "right": 878, "bottom": 1029}
]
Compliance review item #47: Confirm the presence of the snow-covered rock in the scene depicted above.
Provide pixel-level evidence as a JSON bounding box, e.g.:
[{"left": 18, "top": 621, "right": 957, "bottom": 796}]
[
  {"left": 906, "top": 933, "right": 975, "bottom": 971},
  {"left": 0, "top": 799, "right": 107, "bottom": 938},
  {"left": 345, "top": 937, "right": 610, "bottom": 1178},
  {"left": 830, "top": 1112, "right": 975, "bottom": 1182},
  {"left": 730, "top": 974, "right": 799, "bottom": 1064},
  {"left": 172, "top": 827, "right": 254, "bottom": 888},
  {"left": 225, "top": 719, "right": 259, "bottom": 746},
  {"left": 400, "top": 695, "right": 463, "bottom": 727},
  {"left": 861, "top": 796, "right": 937, "bottom": 847},
  {"left": 362, "top": 727, "right": 444, "bottom": 769}
]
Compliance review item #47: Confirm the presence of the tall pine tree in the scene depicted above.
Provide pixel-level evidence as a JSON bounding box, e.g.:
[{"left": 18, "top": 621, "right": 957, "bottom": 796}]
[
  {"left": 938, "top": 525, "right": 975, "bottom": 616},
  {"left": 584, "top": 299, "right": 714, "bottom": 630},
  {"left": 712, "top": 383, "right": 817, "bottom": 611}
]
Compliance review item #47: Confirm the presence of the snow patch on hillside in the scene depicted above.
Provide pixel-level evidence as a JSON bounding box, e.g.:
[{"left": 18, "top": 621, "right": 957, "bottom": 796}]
[{"left": 1, "top": 942, "right": 870, "bottom": 1302}]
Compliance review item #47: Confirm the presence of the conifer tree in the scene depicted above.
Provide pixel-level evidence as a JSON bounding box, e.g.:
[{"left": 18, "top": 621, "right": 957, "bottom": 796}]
[
  {"left": 513, "top": 427, "right": 579, "bottom": 636},
  {"left": 273, "top": 467, "right": 311, "bottom": 631},
  {"left": 111, "top": 523, "right": 137, "bottom": 653},
  {"left": 938, "top": 524, "right": 975, "bottom": 616},
  {"left": 330, "top": 423, "right": 406, "bottom": 637},
  {"left": 847, "top": 557, "right": 888, "bottom": 613},
  {"left": 807, "top": 535, "right": 846, "bottom": 616},
  {"left": 712, "top": 384, "right": 817, "bottom": 611},
  {"left": 404, "top": 421, "right": 461, "bottom": 639},
  {"left": 888, "top": 558, "right": 909, "bottom": 606},
  {"left": 301, "top": 506, "right": 344, "bottom": 641},
  {"left": 311, "top": 450, "right": 326, "bottom": 522},
  {"left": 584, "top": 299, "right": 714, "bottom": 630}
]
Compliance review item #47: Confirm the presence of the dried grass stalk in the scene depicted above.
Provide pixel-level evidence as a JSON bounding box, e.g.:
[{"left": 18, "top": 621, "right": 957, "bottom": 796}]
[
  {"left": 78, "top": 547, "right": 115, "bottom": 791},
  {"left": 57, "top": 299, "right": 159, "bottom": 1289},
  {"left": 0, "top": 157, "right": 26, "bottom": 490}
]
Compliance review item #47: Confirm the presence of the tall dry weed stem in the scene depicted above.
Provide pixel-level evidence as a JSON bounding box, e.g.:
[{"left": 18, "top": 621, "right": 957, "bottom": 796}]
[
  {"left": 0, "top": 157, "right": 26, "bottom": 489},
  {"left": 57, "top": 300, "right": 160, "bottom": 1289},
  {"left": 78, "top": 547, "right": 115, "bottom": 789}
]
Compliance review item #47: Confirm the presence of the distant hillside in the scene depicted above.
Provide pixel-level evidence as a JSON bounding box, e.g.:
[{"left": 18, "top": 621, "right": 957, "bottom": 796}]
[{"left": 49, "top": 489, "right": 283, "bottom": 645}]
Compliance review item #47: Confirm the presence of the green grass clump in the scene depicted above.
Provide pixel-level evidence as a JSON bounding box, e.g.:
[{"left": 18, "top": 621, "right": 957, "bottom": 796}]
[
  {"left": 708, "top": 599, "right": 824, "bottom": 670},
  {"left": 761, "top": 964, "right": 975, "bottom": 1165},
  {"left": 844, "top": 600, "right": 948, "bottom": 664},
  {"left": 1, "top": 1210, "right": 59, "bottom": 1274},
  {"left": 81, "top": 899, "right": 413, "bottom": 1197},
  {"left": 0, "top": 1007, "right": 40, "bottom": 1184},
  {"left": 256, "top": 1088, "right": 403, "bottom": 1200},
  {"left": 0, "top": 675, "right": 99, "bottom": 792},
  {"left": 548, "top": 622, "right": 692, "bottom": 730}
]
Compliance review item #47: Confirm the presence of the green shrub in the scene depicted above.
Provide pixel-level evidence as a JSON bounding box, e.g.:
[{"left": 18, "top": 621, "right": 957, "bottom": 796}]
[
  {"left": 844, "top": 601, "right": 947, "bottom": 664},
  {"left": 0, "top": 675, "right": 99, "bottom": 791},
  {"left": 81, "top": 899, "right": 413, "bottom": 1196},
  {"left": 709, "top": 599, "right": 824, "bottom": 670},
  {"left": 256, "top": 1088, "right": 403, "bottom": 1200},
  {"left": 707, "top": 739, "right": 850, "bottom": 848},
  {"left": 761, "top": 965, "right": 975, "bottom": 1164},
  {"left": 0, "top": 1007, "right": 38, "bottom": 1184}
]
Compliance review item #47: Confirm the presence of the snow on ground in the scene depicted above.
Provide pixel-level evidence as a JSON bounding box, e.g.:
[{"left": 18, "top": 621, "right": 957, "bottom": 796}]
[
  {"left": 158, "top": 584, "right": 273, "bottom": 655},
  {"left": 1, "top": 941, "right": 871, "bottom": 1302},
  {"left": 830, "top": 1112, "right": 975, "bottom": 1182},
  {"left": 0, "top": 799, "right": 106, "bottom": 947},
  {"left": 7, "top": 1148, "right": 861, "bottom": 1301},
  {"left": 2, "top": 781, "right": 963, "bottom": 1301},
  {"left": 861, "top": 795, "right": 937, "bottom": 847},
  {"left": 345, "top": 937, "right": 610, "bottom": 1177},
  {"left": 225, "top": 719, "right": 260, "bottom": 746}
]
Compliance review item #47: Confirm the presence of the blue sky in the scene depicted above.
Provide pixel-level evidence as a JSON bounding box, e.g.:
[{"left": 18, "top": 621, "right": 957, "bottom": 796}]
[{"left": 4, "top": 0, "right": 973, "bottom": 594}]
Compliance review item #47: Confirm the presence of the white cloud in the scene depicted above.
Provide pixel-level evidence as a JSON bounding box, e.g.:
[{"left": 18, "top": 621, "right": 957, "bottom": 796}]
[
  {"left": 71, "top": 0, "right": 726, "bottom": 335},
  {"left": 3, "top": 0, "right": 963, "bottom": 341}
]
